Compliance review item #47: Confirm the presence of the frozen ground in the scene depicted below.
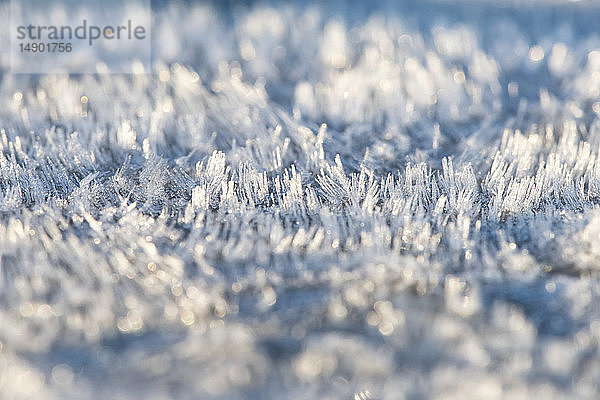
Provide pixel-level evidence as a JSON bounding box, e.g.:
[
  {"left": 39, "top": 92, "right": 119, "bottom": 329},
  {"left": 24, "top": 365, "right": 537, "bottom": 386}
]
[{"left": 1, "top": 0, "right": 600, "bottom": 398}]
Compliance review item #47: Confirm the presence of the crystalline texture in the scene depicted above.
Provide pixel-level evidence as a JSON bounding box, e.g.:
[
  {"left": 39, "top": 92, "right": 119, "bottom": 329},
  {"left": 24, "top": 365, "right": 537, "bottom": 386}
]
[{"left": 1, "top": 1, "right": 600, "bottom": 399}]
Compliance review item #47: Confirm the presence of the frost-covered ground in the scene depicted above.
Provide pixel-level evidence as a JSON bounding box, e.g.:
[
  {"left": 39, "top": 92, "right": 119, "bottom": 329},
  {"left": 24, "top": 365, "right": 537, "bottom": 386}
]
[{"left": 1, "top": 0, "right": 600, "bottom": 398}]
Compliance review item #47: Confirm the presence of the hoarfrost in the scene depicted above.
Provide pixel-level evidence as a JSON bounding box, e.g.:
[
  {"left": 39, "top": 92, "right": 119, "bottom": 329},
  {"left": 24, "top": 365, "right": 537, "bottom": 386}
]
[{"left": 0, "top": 0, "right": 600, "bottom": 399}]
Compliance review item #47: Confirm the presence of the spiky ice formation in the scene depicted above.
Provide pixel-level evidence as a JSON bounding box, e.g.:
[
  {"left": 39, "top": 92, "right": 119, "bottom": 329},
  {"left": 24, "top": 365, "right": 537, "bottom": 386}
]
[{"left": 1, "top": 0, "right": 600, "bottom": 399}]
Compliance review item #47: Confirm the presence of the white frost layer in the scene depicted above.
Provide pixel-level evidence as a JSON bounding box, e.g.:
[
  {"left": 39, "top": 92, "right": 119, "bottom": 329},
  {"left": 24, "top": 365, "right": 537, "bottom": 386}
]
[{"left": 1, "top": 1, "right": 600, "bottom": 399}]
